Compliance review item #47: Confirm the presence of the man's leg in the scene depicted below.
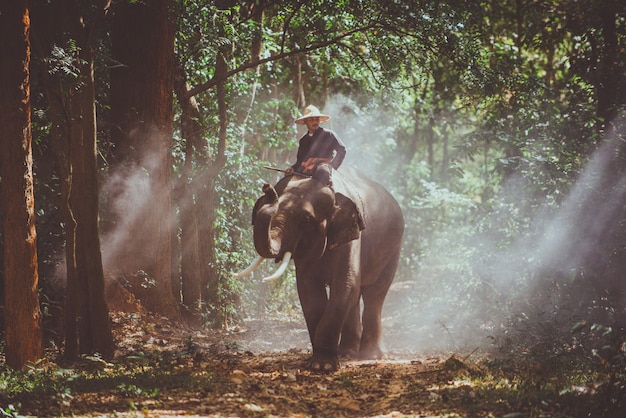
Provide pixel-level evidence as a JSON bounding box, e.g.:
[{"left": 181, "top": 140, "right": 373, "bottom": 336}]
[{"left": 313, "top": 164, "right": 332, "bottom": 186}]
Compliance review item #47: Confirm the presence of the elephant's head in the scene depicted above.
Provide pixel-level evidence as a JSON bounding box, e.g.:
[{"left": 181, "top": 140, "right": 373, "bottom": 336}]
[{"left": 251, "top": 177, "right": 363, "bottom": 263}]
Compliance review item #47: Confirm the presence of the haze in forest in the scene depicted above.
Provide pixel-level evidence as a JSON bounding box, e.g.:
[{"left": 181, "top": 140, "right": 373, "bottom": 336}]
[
  {"left": 403, "top": 121, "right": 623, "bottom": 354},
  {"left": 323, "top": 97, "right": 626, "bottom": 355},
  {"left": 95, "top": 93, "right": 624, "bottom": 356},
  {"left": 101, "top": 152, "right": 168, "bottom": 276}
]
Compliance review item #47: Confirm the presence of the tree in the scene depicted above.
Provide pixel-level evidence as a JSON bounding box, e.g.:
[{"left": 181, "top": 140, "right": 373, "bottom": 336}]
[
  {"left": 31, "top": 0, "right": 114, "bottom": 359},
  {"left": 172, "top": 0, "right": 459, "bottom": 322},
  {"left": 0, "top": 0, "right": 43, "bottom": 368},
  {"left": 559, "top": 0, "right": 626, "bottom": 320},
  {"left": 174, "top": 54, "right": 227, "bottom": 315},
  {"left": 109, "top": 0, "right": 179, "bottom": 317},
  {"left": 563, "top": 0, "right": 626, "bottom": 131}
]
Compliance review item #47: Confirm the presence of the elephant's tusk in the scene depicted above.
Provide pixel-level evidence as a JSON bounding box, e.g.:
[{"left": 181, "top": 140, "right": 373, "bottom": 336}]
[
  {"left": 233, "top": 255, "right": 265, "bottom": 278},
  {"left": 261, "top": 251, "right": 292, "bottom": 283}
]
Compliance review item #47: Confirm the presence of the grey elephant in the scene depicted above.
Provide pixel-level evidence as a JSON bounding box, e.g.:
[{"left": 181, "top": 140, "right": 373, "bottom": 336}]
[{"left": 235, "top": 167, "right": 404, "bottom": 371}]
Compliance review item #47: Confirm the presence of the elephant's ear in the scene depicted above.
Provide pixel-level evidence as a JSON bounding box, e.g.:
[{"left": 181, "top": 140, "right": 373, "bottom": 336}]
[
  {"left": 252, "top": 183, "right": 278, "bottom": 225},
  {"left": 327, "top": 193, "right": 364, "bottom": 250}
]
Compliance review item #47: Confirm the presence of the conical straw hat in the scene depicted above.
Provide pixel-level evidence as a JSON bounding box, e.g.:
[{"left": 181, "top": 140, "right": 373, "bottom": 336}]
[{"left": 294, "top": 105, "right": 331, "bottom": 124}]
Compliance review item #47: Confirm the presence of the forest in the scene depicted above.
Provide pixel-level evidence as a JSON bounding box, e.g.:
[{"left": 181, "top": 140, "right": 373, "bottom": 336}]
[{"left": 0, "top": 0, "right": 625, "bottom": 416}]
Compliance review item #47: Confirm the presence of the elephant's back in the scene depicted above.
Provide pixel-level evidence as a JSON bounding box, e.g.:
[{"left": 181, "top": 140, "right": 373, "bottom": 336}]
[
  {"left": 336, "top": 167, "right": 404, "bottom": 248},
  {"left": 335, "top": 167, "right": 403, "bottom": 227},
  {"left": 333, "top": 167, "right": 404, "bottom": 286}
]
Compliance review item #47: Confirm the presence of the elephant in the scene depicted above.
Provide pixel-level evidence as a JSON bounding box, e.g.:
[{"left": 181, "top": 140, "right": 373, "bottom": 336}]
[{"left": 236, "top": 167, "right": 404, "bottom": 371}]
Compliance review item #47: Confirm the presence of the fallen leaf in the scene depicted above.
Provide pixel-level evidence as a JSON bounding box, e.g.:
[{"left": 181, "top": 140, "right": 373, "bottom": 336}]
[
  {"left": 244, "top": 403, "right": 265, "bottom": 412},
  {"left": 229, "top": 369, "right": 247, "bottom": 384},
  {"left": 337, "top": 397, "right": 361, "bottom": 411}
]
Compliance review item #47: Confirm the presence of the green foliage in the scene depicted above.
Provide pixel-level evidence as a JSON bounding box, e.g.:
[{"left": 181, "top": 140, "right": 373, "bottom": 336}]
[
  {"left": 43, "top": 40, "right": 86, "bottom": 80},
  {"left": 15, "top": 0, "right": 626, "bottom": 391},
  {"left": 177, "top": 2, "right": 626, "bottom": 359},
  {"left": 0, "top": 361, "right": 73, "bottom": 410},
  {"left": 0, "top": 346, "right": 218, "bottom": 415},
  {"left": 214, "top": 151, "right": 302, "bottom": 320},
  {"left": 0, "top": 404, "right": 21, "bottom": 418}
]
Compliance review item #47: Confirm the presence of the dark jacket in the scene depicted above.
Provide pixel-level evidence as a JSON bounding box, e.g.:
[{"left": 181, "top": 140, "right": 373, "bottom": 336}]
[{"left": 291, "top": 127, "right": 346, "bottom": 173}]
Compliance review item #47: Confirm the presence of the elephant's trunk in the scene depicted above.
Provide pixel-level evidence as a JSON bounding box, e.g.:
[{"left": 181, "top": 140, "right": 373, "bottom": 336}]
[{"left": 253, "top": 204, "right": 281, "bottom": 259}]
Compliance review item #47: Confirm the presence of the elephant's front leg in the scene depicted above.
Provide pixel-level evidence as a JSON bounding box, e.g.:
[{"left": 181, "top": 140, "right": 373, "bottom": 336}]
[
  {"left": 295, "top": 265, "right": 328, "bottom": 362},
  {"left": 297, "top": 244, "right": 361, "bottom": 371}
]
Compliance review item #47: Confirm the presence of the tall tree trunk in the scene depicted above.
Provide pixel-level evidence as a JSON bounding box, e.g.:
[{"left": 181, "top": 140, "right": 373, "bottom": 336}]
[
  {"left": 201, "top": 53, "right": 229, "bottom": 322},
  {"left": 174, "top": 60, "right": 206, "bottom": 313},
  {"left": 0, "top": 0, "right": 44, "bottom": 368},
  {"left": 249, "top": 0, "right": 265, "bottom": 64},
  {"left": 440, "top": 127, "right": 449, "bottom": 183},
  {"left": 585, "top": 1, "right": 626, "bottom": 318},
  {"left": 292, "top": 55, "right": 306, "bottom": 108},
  {"left": 32, "top": 15, "right": 79, "bottom": 357},
  {"left": 109, "top": 0, "right": 179, "bottom": 318},
  {"left": 70, "top": 37, "right": 115, "bottom": 358},
  {"left": 596, "top": 2, "right": 619, "bottom": 128},
  {"left": 31, "top": 0, "right": 115, "bottom": 359},
  {"left": 174, "top": 53, "right": 228, "bottom": 321},
  {"left": 426, "top": 114, "right": 435, "bottom": 180}
]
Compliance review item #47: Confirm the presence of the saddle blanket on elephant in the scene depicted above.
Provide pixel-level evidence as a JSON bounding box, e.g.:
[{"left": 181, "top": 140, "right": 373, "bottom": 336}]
[
  {"left": 273, "top": 166, "right": 367, "bottom": 231},
  {"left": 331, "top": 168, "right": 366, "bottom": 231}
]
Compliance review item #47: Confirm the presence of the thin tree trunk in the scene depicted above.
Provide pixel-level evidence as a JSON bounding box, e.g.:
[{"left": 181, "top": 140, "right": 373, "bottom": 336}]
[
  {"left": 440, "top": 127, "right": 449, "bottom": 183},
  {"left": 596, "top": 3, "right": 619, "bottom": 128},
  {"left": 174, "top": 53, "right": 228, "bottom": 320},
  {"left": 174, "top": 60, "right": 205, "bottom": 311},
  {"left": 426, "top": 114, "right": 435, "bottom": 180},
  {"left": 249, "top": 0, "right": 265, "bottom": 64},
  {"left": 292, "top": 55, "right": 305, "bottom": 108},
  {"left": 0, "top": 1, "right": 44, "bottom": 368},
  {"left": 201, "top": 53, "right": 229, "bottom": 321}
]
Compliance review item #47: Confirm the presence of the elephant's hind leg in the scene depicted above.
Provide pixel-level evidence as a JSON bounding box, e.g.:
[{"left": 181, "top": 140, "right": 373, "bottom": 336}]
[
  {"left": 359, "top": 295, "right": 385, "bottom": 359},
  {"left": 359, "top": 258, "right": 398, "bottom": 359},
  {"left": 339, "top": 300, "right": 362, "bottom": 358}
]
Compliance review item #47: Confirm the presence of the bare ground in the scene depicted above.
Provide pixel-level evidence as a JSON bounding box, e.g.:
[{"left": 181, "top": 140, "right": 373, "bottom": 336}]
[{"left": 10, "top": 307, "right": 611, "bottom": 418}]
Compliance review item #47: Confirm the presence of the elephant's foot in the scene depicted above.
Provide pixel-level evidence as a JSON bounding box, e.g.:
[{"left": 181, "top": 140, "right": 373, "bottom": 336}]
[
  {"left": 338, "top": 345, "right": 360, "bottom": 359},
  {"left": 359, "top": 344, "right": 383, "bottom": 360},
  {"left": 308, "top": 350, "right": 339, "bottom": 372}
]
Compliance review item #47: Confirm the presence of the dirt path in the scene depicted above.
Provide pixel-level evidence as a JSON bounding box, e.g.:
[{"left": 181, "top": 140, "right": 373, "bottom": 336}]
[
  {"left": 13, "top": 311, "right": 582, "bottom": 417},
  {"left": 8, "top": 299, "right": 612, "bottom": 418}
]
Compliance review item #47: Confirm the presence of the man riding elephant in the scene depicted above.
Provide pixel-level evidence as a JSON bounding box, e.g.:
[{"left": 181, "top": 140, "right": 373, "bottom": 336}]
[
  {"left": 236, "top": 106, "right": 402, "bottom": 372},
  {"left": 239, "top": 165, "right": 404, "bottom": 371},
  {"left": 286, "top": 105, "right": 346, "bottom": 187}
]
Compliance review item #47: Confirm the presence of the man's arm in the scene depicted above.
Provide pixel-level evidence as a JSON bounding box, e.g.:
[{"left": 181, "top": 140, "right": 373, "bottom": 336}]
[{"left": 331, "top": 135, "right": 346, "bottom": 169}]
